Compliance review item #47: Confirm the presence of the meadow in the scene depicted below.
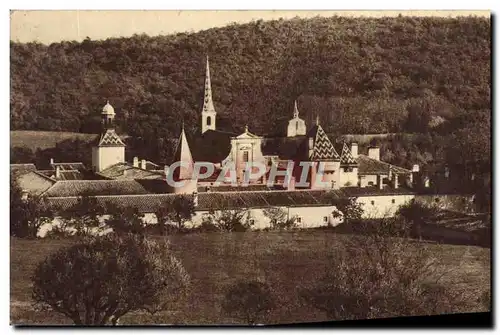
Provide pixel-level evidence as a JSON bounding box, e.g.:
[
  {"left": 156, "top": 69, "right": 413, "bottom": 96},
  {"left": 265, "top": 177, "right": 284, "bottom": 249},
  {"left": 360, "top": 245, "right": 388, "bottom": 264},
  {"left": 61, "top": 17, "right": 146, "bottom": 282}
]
[
  {"left": 10, "top": 231, "right": 491, "bottom": 325},
  {"left": 10, "top": 131, "right": 97, "bottom": 151}
]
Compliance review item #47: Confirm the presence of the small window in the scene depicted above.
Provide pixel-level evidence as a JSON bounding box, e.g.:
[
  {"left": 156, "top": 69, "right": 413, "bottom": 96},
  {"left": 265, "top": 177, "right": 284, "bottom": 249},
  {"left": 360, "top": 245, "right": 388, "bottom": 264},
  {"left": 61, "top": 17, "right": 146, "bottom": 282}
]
[
  {"left": 323, "top": 216, "right": 328, "bottom": 223},
  {"left": 368, "top": 181, "right": 374, "bottom": 186},
  {"left": 296, "top": 217, "right": 302, "bottom": 223},
  {"left": 371, "top": 200, "right": 375, "bottom": 206},
  {"left": 391, "top": 199, "right": 396, "bottom": 204},
  {"left": 206, "top": 116, "right": 212, "bottom": 126},
  {"left": 243, "top": 151, "right": 249, "bottom": 162},
  {"left": 249, "top": 219, "right": 255, "bottom": 225}
]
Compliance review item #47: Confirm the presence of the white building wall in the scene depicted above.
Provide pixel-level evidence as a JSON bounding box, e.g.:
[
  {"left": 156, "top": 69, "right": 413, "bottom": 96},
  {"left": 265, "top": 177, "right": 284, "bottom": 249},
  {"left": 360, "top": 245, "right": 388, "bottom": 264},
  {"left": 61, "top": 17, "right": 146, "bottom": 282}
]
[
  {"left": 359, "top": 174, "right": 378, "bottom": 188},
  {"left": 339, "top": 167, "right": 359, "bottom": 187},
  {"left": 93, "top": 146, "right": 125, "bottom": 172},
  {"left": 356, "top": 194, "right": 415, "bottom": 219}
]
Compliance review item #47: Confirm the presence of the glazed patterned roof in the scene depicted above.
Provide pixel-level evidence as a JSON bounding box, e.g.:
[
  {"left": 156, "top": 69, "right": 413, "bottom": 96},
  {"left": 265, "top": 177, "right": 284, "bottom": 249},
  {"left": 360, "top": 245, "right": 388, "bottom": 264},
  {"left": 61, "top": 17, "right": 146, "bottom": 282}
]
[
  {"left": 340, "top": 142, "right": 358, "bottom": 166},
  {"left": 307, "top": 125, "right": 340, "bottom": 161},
  {"left": 97, "top": 129, "right": 125, "bottom": 147}
]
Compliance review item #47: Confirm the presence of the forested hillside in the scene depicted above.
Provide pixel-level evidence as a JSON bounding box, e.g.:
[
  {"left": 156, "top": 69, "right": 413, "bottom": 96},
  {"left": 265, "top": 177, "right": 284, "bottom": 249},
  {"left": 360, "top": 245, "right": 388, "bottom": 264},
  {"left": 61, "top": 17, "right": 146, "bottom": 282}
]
[
  {"left": 10, "top": 15, "right": 491, "bottom": 193},
  {"left": 11, "top": 16, "right": 490, "bottom": 136}
]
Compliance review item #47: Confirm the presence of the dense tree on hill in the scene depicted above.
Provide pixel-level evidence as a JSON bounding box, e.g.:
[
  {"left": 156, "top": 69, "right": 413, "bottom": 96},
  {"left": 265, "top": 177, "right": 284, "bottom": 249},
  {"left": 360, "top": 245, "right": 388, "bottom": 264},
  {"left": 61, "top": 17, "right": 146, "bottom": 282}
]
[{"left": 10, "top": 16, "right": 490, "bottom": 139}]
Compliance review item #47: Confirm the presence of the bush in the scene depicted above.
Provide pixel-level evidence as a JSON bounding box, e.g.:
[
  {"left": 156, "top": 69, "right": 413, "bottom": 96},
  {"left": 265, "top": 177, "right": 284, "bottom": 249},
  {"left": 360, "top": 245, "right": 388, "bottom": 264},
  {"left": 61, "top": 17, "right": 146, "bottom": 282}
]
[
  {"left": 32, "top": 234, "right": 190, "bottom": 325},
  {"left": 299, "top": 221, "right": 462, "bottom": 320},
  {"left": 221, "top": 280, "right": 275, "bottom": 325}
]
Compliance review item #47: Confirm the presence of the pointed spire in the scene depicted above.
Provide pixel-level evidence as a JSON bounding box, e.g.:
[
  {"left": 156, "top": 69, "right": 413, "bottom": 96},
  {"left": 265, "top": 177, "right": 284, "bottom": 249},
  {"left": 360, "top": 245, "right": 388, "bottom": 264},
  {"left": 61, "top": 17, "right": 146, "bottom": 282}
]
[
  {"left": 245, "top": 124, "right": 249, "bottom": 133},
  {"left": 202, "top": 55, "right": 216, "bottom": 114},
  {"left": 172, "top": 126, "right": 194, "bottom": 181},
  {"left": 293, "top": 100, "right": 299, "bottom": 118}
]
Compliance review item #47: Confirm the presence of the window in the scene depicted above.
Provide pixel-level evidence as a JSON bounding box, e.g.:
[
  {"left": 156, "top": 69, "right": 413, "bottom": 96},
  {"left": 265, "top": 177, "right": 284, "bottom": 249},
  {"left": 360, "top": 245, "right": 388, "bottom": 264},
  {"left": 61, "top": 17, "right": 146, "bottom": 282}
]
[
  {"left": 249, "top": 219, "right": 255, "bottom": 225},
  {"left": 344, "top": 167, "right": 353, "bottom": 173},
  {"left": 243, "top": 151, "right": 249, "bottom": 162},
  {"left": 391, "top": 199, "right": 396, "bottom": 204},
  {"left": 323, "top": 216, "right": 328, "bottom": 223},
  {"left": 371, "top": 200, "right": 375, "bottom": 206},
  {"left": 206, "top": 116, "right": 211, "bottom": 126},
  {"left": 368, "top": 181, "right": 374, "bottom": 186},
  {"left": 296, "top": 217, "right": 302, "bottom": 223}
]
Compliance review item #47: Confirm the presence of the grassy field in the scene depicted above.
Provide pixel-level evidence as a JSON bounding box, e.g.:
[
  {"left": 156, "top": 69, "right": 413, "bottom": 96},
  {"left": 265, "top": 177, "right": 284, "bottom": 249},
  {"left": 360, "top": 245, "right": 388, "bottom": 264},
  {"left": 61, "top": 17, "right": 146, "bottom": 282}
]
[
  {"left": 10, "top": 131, "right": 98, "bottom": 151},
  {"left": 10, "top": 231, "right": 491, "bottom": 325}
]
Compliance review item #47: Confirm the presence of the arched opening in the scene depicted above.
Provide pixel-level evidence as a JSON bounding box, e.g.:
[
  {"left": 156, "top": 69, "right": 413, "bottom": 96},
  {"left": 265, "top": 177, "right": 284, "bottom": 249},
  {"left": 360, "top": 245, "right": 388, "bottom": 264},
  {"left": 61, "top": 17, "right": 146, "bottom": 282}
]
[{"left": 206, "top": 116, "right": 212, "bottom": 126}]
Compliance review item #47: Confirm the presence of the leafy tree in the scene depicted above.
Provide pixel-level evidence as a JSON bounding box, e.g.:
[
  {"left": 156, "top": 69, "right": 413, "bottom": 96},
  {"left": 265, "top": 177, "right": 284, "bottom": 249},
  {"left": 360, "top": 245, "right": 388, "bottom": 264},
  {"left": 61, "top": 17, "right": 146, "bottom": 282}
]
[
  {"left": 207, "top": 209, "right": 252, "bottom": 232},
  {"left": 396, "top": 199, "right": 438, "bottom": 226},
  {"left": 59, "top": 194, "right": 106, "bottom": 236},
  {"left": 331, "top": 197, "right": 364, "bottom": 225},
  {"left": 10, "top": 181, "right": 53, "bottom": 238},
  {"left": 32, "top": 234, "right": 190, "bottom": 325},
  {"left": 299, "top": 217, "right": 462, "bottom": 320},
  {"left": 163, "top": 195, "right": 195, "bottom": 230},
  {"left": 222, "top": 280, "right": 275, "bottom": 325},
  {"left": 105, "top": 204, "right": 146, "bottom": 235},
  {"left": 10, "top": 146, "right": 34, "bottom": 163},
  {"left": 262, "top": 207, "right": 297, "bottom": 230}
]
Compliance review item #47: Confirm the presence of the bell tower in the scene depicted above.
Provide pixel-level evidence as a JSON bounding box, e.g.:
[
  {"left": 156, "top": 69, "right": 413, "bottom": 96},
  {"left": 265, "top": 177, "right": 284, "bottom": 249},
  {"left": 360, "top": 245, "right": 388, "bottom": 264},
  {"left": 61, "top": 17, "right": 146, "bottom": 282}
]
[
  {"left": 201, "top": 56, "right": 217, "bottom": 134},
  {"left": 91, "top": 101, "right": 126, "bottom": 172}
]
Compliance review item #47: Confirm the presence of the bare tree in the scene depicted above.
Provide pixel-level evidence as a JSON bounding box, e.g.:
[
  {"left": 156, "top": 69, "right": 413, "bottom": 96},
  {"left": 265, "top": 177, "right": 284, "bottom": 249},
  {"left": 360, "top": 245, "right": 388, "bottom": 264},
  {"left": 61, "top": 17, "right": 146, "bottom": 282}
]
[{"left": 32, "top": 234, "right": 190, "bottom": 325}]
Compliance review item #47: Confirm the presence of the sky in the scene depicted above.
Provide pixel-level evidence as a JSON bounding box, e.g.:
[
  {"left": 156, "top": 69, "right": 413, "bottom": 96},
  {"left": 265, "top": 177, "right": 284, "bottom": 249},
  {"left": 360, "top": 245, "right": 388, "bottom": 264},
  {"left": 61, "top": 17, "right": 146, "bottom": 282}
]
[{"left": 10, "top": 10, "right": 490, "bottom": 44}]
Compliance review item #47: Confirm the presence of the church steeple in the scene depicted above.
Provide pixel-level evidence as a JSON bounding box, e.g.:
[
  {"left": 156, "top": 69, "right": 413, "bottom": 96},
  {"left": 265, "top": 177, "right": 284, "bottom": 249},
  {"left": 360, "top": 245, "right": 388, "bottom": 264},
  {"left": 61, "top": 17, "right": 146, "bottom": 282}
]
[
  {"left": 293, "top": 100, "right": 299, "bottom": 118},
  {"left": 287, "top": 100, "right": 306, "bottom": 137},
  {"left": 201, "top": 55, "right": 217, "bottom": 134}
]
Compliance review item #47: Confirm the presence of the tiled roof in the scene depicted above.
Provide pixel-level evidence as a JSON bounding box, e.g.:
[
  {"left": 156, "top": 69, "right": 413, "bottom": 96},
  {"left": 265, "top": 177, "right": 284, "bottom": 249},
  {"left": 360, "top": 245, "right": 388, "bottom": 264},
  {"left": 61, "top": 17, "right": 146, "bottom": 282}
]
[
  {"left": 46, "top": 194, "right": 177, "bottom": 214},
  {"left": 97, "top": 129, "right": 125, "bottom": 147},
  {"left": 44, "top": 187, "right": 415, "bottom": 213},
  {"left": 43, "top": 180, "right": 154, "bottom": 197},
  {"left": 340, "top": 142, "right": 358, "bottom": 166},
  {"left": 97, "top": 163, "right": 164, "bottom": 180},
  {"left": 201, "top": 184, "right": 274, "bottom": 192},
  {"left": 304, "top": 125, "right": 340, "bottom": 161},
  {"left": 51, "top": 162, "right": 86, "bottom": 171},
  {"left": 357, "top": 155, "right": 411, "bottom": 176}
]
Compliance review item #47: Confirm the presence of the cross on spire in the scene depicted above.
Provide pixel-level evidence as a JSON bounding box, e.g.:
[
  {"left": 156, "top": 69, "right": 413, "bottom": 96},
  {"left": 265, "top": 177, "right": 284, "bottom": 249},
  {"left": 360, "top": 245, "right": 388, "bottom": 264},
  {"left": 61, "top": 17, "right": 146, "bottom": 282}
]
[{"left": 316, "top": 115, "right": 320, "bottom": 126}]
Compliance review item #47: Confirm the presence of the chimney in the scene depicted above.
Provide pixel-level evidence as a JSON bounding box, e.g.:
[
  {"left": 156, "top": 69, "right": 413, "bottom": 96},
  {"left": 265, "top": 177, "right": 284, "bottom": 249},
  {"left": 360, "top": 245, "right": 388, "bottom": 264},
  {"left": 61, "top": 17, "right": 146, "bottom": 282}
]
[
  {"left": 133, "top": 157, "right": 139, "bottom": 167},
  {"left": 55, "top": 166, "right": 61, "bottom": 179},
  {"left": 140, "top": 159, "right": 146, "bottom": 170},
  {"left": 412, "top": 164, "right": 420, "bottom": 173},
  {"left": 368, "top": 147, "right": 380, "bottom": 161},
  {"left": 50, "top": 158, "right": 54, "bottom": 165},
  {"left": 378, "top": 175, "right": 384, "bottom": 190},
  {"left": 192, "top": 191, "right": 199, "bottom": 207},
  {"left": 351, "top": 142, "right": 358, "bottom": 158},
  {"left": 308, "top": 137, "right": 314, "bottom": 158},
  {"left": 394, "top": 174, "right": 399, "bottom": 189},
  {"left": 287, "top": 176, "right": 296, "bottom": 191}
]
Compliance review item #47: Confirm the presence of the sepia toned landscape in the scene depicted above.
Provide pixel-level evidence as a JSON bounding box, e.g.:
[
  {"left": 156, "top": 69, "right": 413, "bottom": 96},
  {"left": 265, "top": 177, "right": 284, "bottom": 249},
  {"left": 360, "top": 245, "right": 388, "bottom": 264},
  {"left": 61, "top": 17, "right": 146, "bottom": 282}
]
[{"left": 10, "top": 10, "right": 491, "bottom": 326}]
